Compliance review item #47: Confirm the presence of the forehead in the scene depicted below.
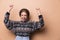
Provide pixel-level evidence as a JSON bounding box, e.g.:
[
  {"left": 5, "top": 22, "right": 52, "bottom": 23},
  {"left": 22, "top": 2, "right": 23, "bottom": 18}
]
[{"left": 21, "top": 12, "right": 27, "bottom": 15}]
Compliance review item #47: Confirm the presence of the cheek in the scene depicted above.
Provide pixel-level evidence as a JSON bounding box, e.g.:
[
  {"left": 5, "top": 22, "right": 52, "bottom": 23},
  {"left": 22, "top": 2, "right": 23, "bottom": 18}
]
[{"left": 24, "top": 16, "right": 28, "bottom": 19}]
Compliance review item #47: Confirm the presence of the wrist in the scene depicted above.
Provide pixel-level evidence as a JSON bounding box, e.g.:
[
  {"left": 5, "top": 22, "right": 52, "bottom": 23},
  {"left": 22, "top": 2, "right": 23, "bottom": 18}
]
[
  {"left": 39, "top": 15, "right": 42, "bottom": 18},
  {"left": 6, "top": 12, "right": 10, "bottom": 15}
]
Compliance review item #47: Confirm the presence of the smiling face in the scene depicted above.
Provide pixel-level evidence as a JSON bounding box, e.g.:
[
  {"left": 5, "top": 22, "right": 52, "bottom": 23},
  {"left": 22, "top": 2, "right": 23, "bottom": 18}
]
[
  {"left": 20, "top": 12, "right": 28, "bottom": 22},
  {"left": 19, "top": 8, "right": 30, "bottom": 22}
]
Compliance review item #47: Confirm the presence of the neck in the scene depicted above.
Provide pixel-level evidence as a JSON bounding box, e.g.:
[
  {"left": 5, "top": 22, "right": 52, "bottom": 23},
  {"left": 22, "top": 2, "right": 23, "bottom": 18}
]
[{"left": 21, "top": 20, "right": 29, "bottom": 22}]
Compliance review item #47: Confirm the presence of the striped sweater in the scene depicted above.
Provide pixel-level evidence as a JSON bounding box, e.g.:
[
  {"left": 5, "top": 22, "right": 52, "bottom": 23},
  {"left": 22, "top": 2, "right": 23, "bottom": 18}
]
[{"left": 4, "top": 12, "right": 44, "bottom": 36}]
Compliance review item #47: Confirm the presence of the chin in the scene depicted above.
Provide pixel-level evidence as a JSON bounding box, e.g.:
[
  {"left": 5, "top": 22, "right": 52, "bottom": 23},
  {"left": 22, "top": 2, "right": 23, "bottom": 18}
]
[{"left": 23, "top": 19, "right": 26, "bottom": 21}]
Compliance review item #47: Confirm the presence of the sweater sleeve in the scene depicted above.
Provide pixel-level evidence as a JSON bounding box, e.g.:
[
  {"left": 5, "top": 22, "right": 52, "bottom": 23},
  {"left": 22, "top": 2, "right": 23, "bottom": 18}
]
[
  {"left": 38, "top": 15, "right": 44, "bottom": 27},
  {"left": 32, "top": 15, "right": 44, "bottom": 32},
  {"left": 4, "top": 12, "right": 13, "bottom": 30}
]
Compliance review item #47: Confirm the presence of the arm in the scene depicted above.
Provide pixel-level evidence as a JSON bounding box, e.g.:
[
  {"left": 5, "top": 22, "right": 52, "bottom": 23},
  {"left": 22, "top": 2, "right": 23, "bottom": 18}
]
[
  {"left": 37, "top": 15, "right": 44, "bottom": 29},
  {"left": 4, "top": 12, "right": 13, "bottom": 30},
  {"left": 39, "top": 15, "right": 44, "bottom": 27},
  {"left": 32, "top": 8, "right": 44, "bottom": 31},
  {"left": 4, "top": 5, "right": 14, "bottom": 30},
  {"left": 35, "top": 8, "right": 44, "bottom": 29}
]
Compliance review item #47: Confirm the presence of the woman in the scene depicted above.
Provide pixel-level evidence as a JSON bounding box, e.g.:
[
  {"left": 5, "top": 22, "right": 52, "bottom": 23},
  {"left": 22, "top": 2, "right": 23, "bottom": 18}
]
[{"left": 4, "top": 5, "right": 44, "bottom": 40}]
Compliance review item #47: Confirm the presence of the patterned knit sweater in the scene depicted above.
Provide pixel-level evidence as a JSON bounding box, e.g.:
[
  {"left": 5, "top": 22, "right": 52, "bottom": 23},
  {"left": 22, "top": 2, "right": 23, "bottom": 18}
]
[{"left": 4, "top": 12, "right": 44, "bottom": 36}]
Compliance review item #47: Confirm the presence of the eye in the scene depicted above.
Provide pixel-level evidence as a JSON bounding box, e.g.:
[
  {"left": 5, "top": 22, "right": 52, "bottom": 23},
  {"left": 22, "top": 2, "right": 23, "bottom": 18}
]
[
  {"left": 21, "top": 15, "right": 23, "bottom": 16},
  {"left": 24, "top": 15, "right": 27, "bottom": 16}
]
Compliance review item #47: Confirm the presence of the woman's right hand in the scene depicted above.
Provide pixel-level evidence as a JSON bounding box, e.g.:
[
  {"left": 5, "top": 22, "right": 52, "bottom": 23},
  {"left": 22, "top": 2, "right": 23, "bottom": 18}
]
[{"left": 8, "top": 5, "right": 14, "bottom": 12}]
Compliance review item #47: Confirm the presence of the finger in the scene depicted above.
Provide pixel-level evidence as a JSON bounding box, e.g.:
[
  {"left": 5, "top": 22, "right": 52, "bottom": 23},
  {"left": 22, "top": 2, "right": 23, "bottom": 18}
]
[
  {"left": 9, "top": 5, "right": 13, "bottom": 12},
  {"left": 10, "top": 5, "right": 13, "bottom": 7},
  {"left": 35, "top": 8, "right": 40, "bottom": 10}
]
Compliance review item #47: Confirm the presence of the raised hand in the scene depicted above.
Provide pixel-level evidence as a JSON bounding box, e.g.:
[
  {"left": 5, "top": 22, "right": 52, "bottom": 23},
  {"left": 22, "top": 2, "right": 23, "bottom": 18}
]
[
  {"left": 35, "top": 8, "right": 42, "bottom": 15},
  {"left": 9, "top": 5, "right": 14, "bottom": 12}
]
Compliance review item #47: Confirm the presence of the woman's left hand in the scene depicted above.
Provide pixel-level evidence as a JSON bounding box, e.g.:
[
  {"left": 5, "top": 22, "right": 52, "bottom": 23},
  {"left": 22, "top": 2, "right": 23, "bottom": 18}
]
[{"left": 35, "top": 8, "right": 42, "bottom": 15}]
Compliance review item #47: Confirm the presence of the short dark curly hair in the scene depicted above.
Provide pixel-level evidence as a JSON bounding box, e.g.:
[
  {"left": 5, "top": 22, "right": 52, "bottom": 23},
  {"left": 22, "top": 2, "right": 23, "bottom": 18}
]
[{"left": 19, "top": 8, "right": 30, "bottom": 20}]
